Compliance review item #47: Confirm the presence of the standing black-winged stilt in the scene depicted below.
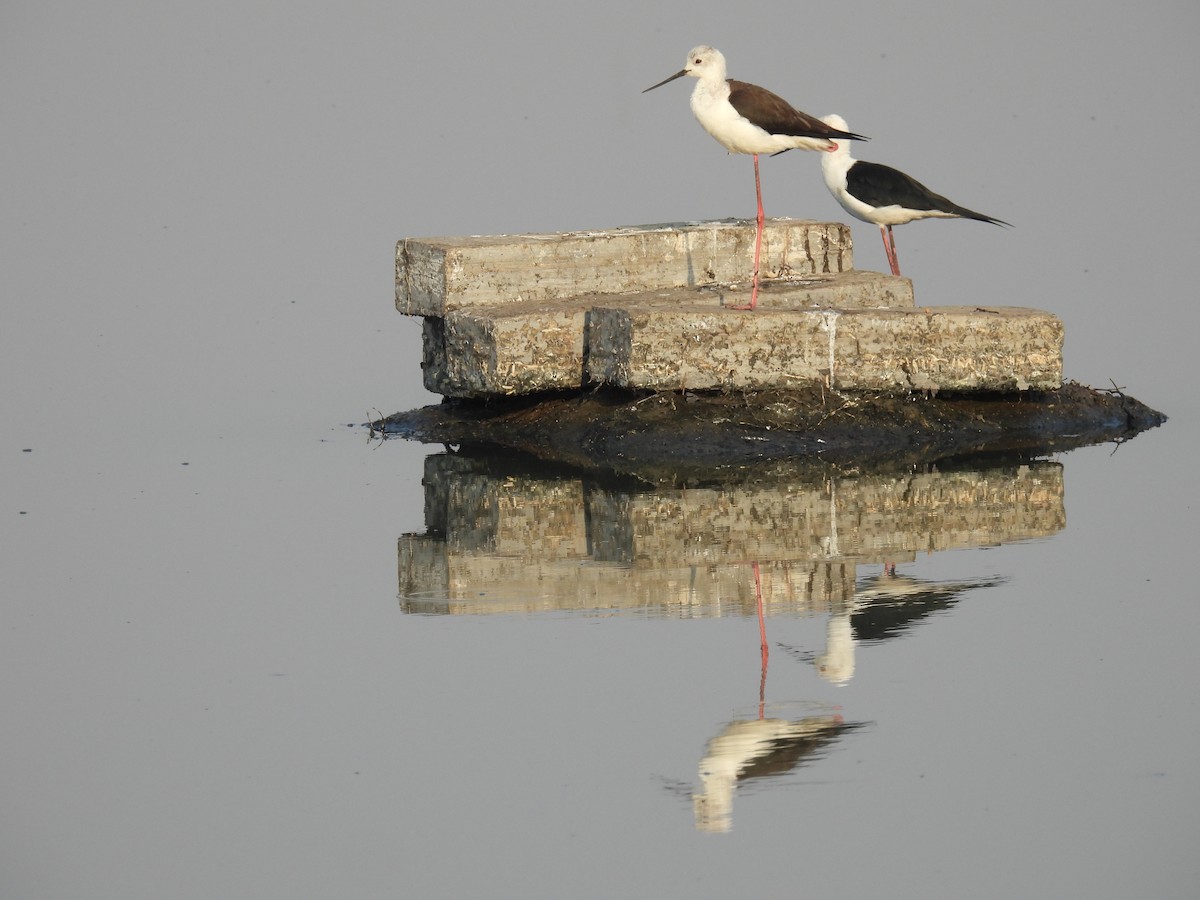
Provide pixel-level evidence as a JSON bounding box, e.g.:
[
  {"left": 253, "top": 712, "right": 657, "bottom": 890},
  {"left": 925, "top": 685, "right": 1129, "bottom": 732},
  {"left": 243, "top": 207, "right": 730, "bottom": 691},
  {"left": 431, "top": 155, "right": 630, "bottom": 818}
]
[
  {"left": 643, "top": 47, "right": 867, "bottom": 310},
  {"left": 818, "top": 114, "right": 1010, "bottom": 277}
]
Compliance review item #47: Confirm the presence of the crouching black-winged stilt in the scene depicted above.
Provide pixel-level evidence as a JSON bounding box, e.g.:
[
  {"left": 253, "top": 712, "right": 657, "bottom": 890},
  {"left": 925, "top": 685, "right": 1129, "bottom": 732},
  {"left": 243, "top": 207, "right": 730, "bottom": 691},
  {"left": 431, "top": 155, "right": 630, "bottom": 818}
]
[
  {"left": 643, "top": 47, "right": 867, "bottom": 310},
  {"left": 818, "top": 114, "right": 1010, "bottom": 276}
]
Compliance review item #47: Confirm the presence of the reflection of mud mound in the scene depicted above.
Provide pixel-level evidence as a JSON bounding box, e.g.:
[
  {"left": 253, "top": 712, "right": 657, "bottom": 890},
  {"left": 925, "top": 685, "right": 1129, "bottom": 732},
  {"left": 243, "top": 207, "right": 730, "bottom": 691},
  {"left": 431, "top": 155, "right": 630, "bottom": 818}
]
[{"left": 376, "top": 382, "right": 1164, "bottom": 481}]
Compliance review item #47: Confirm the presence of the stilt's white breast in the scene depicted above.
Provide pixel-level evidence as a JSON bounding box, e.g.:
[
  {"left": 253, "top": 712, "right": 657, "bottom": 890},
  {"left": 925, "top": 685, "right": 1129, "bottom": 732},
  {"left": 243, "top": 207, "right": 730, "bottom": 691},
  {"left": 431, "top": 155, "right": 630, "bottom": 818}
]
[
  {"left": 820, "top": 144, "right": 871, "bottom": 221},
  {"left": 690, "top": 80, "right": 811, "bottom": 155}
]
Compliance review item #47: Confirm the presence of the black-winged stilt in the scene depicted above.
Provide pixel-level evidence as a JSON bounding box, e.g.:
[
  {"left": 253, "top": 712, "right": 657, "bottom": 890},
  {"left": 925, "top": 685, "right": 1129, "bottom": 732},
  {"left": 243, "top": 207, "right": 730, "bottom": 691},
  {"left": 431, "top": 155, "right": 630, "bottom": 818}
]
[
  {"left": 643, "top": 47, "right": 867, "bottom": 310},
  {"left": 818, "top": 114, "right": 1010, "bottom": 277}
]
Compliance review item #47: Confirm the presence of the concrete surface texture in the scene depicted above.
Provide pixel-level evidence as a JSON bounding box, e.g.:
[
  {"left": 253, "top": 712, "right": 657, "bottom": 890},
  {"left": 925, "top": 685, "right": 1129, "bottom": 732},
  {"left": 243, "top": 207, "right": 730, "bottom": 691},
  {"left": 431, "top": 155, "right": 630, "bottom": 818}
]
[{"left": 401, "top": 220, "right": 1060, "bottom": 397}]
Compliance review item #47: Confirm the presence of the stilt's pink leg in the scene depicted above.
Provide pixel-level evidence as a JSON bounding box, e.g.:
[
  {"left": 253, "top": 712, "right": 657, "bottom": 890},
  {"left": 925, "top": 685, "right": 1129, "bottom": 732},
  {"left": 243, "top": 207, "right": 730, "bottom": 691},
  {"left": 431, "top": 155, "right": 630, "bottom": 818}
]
[
  {"left": 731, "top": 154, "right": 765, "bottom": 310},
  {"left": 881, "top": 224, "right": 902, "bottom": 276},
  {"left": 751, "top": 154, "right": 764, "bottom": 307}
]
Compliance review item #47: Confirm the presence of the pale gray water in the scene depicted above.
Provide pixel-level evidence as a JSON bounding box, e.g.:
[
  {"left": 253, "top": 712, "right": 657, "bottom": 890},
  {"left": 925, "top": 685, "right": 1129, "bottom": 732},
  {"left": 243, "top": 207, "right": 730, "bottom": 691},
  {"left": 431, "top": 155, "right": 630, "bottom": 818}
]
[{"left": 2, "top": 2, "right": 1198, "bottom": 898}]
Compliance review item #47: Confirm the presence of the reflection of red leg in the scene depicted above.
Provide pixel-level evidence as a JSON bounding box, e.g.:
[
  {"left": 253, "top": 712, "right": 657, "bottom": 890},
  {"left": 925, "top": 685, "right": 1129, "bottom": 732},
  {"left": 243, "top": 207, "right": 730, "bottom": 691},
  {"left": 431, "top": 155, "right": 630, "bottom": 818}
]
[
  {"left": 732, "top": 155, "right": 765, "bottom": 311},
  {"left": 753, "top": 561, "right": 768, "bottom": 715}
]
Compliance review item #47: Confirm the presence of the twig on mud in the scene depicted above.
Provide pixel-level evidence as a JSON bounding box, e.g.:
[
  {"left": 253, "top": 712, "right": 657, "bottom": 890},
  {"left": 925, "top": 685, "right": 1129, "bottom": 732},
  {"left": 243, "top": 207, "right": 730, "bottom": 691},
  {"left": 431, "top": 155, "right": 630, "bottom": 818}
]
[
  {"left": 367, "top": 408, "right": 387, "bottom": 442},
  {"left": 811, "top": 394, "right": 871, "bottom": 427}
]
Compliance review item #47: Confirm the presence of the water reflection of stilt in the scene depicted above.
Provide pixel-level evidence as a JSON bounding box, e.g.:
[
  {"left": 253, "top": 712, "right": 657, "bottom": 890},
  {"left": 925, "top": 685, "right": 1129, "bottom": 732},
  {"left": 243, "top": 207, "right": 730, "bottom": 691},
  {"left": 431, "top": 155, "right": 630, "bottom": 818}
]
[
  {"left": 686, "top": 557, "right": 866, "bottom": 833},
  {"left": 851, "top": 569, "right": 1005, "bottom": 641},
  {"left": 691, "top": 699, "right": 864, "bottom": 833},
  {"left": 751, "top": 560, "right": 768, "bottom": 717},
  {"left": 782, "top": 566, "right": 1008, "bottom": 684}
]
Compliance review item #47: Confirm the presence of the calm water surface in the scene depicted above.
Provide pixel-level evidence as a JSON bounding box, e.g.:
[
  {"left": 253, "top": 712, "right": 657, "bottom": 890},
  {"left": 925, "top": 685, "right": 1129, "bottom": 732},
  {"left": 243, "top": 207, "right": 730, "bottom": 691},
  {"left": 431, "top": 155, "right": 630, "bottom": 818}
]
[
  {"left": 4, "top": 3, "right": 1198, "bottom": 897},
  {"left": 6, "top": 401, "right": 1194, "bottom": 899}
]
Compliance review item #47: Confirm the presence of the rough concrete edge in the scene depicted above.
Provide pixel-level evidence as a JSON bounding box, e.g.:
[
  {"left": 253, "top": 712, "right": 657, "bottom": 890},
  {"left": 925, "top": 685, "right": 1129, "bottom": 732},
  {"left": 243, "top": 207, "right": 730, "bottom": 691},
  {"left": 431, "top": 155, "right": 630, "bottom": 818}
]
[{"left": 394, "top": 239, "right": 408, "bottom": 313}]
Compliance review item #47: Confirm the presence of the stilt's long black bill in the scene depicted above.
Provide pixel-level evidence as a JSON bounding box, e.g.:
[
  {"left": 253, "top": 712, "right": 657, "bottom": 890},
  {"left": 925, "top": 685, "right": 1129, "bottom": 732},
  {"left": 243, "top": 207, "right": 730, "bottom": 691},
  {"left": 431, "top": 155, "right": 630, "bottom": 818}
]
[{"left": 642, "top": 69, "right": 687, "bottom": 92}]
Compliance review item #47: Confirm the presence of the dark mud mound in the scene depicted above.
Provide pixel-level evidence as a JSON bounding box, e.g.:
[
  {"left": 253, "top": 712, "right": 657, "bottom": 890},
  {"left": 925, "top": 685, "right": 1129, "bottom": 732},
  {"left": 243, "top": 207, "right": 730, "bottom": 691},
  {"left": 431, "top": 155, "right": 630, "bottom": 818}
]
[{"left": 374, "top": 381, "right": 1165, "bottom": 481}]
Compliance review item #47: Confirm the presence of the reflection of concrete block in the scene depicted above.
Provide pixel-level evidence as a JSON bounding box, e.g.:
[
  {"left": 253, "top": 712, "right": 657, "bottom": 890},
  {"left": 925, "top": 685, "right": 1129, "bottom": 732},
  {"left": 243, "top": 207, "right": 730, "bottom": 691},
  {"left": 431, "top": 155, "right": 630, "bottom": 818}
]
[{"left": 397, "top": 455, "right": 1066, "bottom": 615}]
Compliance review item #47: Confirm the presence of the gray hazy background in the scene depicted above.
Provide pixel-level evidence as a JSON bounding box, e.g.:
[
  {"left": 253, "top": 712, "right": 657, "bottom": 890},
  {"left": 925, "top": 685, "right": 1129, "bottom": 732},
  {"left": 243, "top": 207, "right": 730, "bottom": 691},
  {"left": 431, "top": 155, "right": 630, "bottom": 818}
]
[{"left": 3, "top": 2, "right": 1198, "bottom": 898}]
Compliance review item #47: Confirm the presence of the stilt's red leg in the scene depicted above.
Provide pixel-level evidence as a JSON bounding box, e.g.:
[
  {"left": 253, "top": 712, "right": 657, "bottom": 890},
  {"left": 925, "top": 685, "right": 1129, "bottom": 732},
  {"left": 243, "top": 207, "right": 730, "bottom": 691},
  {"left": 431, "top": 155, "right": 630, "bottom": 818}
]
[
  {"left": 751, "top": 154, "right": 764, "bottom": 306},
  {"left": 731, "top": 154, "right": 765, "bottom": 310},
  {"left": 881, "top": 224, "right": 902, "bottom": 276}
]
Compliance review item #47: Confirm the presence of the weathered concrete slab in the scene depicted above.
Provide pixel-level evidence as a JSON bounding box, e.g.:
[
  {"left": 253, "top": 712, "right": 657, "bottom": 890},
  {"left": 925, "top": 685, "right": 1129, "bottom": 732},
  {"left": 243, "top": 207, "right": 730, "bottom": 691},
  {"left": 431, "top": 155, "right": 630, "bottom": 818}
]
[
  {"left": 421, "top": 273, "right": 915, "bottom": 398},
  {"left": 421, "top": 305, "right": 588, "bottom": 398},
  {"left": 587, "top": 305, "right": 1063, "bottom": 393},
  {"left": 398, "top": 218, "right": 1065, "bottom": 399},
  {"left": 835, "top": 306, "right": 1064, "bottom": 392},
  {"left": 397, "top": 218, "right": 853, "bottom": 316}
]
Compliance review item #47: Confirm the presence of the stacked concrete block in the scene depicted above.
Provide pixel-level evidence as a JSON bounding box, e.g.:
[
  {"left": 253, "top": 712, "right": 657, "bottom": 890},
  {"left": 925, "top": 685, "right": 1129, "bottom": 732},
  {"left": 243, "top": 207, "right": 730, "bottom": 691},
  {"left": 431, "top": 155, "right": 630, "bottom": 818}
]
[
  {"left": 395, "top": 219, "right": 1063, "bottom": 397},
  {"left": 397, "top": 219, "right": 853, "bottom": 315},
  {"left": 587, "top": 305, "right": 1063, "bottom": 393}
]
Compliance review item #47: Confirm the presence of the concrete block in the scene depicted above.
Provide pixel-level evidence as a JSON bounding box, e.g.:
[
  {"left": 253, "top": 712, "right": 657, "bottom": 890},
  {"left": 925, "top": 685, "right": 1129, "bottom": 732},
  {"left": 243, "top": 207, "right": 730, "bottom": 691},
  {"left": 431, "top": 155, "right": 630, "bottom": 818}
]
[
  {"left": 421, "top": 305, "right": 587, "bottom": 398},
  {"left": 397, "top": 218, "right": 853, "bottom": 316},
  {"left": 832, "top": 306, "right": 1064, "bottom": 392},
  {"left": 420, "top": 272, "right": 915, "bottom": 398},
  {"left": 587, "top": 305, "right": 1063, "bottom": 393}
]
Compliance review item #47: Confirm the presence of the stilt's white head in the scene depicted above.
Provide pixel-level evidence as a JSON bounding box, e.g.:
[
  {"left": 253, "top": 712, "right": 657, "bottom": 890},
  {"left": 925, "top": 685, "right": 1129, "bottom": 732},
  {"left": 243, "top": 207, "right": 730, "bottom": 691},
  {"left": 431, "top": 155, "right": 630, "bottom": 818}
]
[
  {"left": 643, "top": 45, "right": 728, "bottom": 93},
  {"left": 681, "top": 45, "right": 727, "bottom": 82},
  {"left": 820, "top": 114, "right": 855, "bottom": 158}
]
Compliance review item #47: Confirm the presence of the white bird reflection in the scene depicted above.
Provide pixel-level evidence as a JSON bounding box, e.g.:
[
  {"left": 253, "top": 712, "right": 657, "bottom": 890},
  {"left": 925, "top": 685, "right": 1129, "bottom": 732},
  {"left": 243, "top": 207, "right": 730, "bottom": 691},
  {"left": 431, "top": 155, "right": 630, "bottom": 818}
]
[
  {"left": 692, "top": 710, "right": 861, "bottom": 833},
  {"left": 785, "top": 567, "right": 1008, "bottom": 684},
  {"left": 686, "top": 561, "right": 1001, "bottom": 832},
  {"left": 687, "top": 567, "right": 867, "bottom": 834}
]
